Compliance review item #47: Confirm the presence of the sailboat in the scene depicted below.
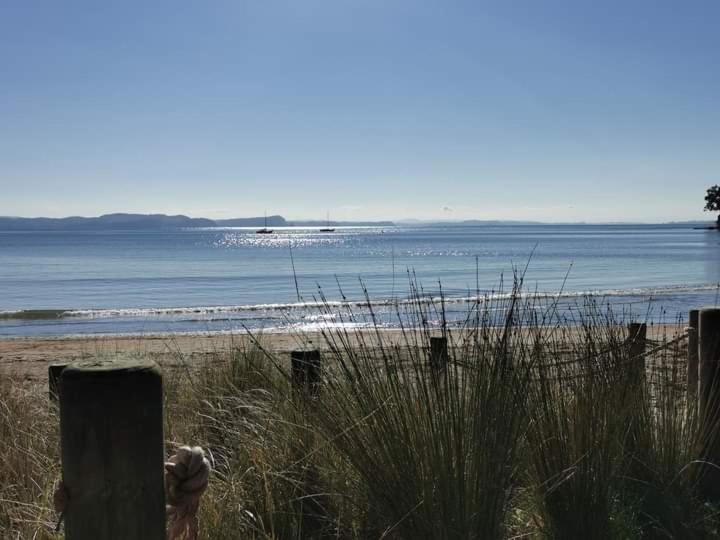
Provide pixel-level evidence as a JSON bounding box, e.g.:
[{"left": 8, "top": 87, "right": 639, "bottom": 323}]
[
  {"left": 319, "top": 212, "right": 335, "bottom": 232},
  {"left": 256, "top": 212, "right": 274, "bottom": 234}
]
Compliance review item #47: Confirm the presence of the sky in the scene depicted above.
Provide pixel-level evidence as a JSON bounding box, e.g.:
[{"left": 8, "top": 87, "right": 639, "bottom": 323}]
[{"left": 1, "top": 0, "right": 718, "bottom": 223}]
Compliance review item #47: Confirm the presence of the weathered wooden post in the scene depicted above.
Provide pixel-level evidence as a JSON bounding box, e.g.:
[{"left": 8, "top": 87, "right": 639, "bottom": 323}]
[
  {"left": 697, "top": 308, "right": 720, "bottom": 498},
  {"left": 289, "top": 349, "right": 323, "bottom": 533},
  {"left": 688, "top": 309, "right": 700, "bottom": 408},
  {"left": 627, "top": 323, "right": 647, "bottom": 384},
  {"left": 48, "top": 362, "right": 68, "bottom": 402},
  {"left": 624, "top": 323, "right": 647, "bottom": 459},
  {"left": 60, "top": 359, "right": 165, "bottom": 539},
  {"left": 698, "top": 309, "right": 720, "bottom": 423},
  {"left": 291, "top": 349, "right": 321, "bottom": 397},
  {"left": 430, "top": 336, "right": 448, "bottom": 371}
]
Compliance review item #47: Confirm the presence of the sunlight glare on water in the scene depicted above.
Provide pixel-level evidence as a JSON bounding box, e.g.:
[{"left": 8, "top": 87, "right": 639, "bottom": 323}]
[{"left": 1, "top": 224, "right": 720, "bottom": 337}]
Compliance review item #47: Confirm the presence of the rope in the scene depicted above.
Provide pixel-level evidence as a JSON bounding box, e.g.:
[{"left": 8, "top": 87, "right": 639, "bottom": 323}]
[
  {"left": 165, "top": 446, "right": 212, "bottom": 540},
  {"left": 52, "top": 445, "right": 211, "bottom": 540}
]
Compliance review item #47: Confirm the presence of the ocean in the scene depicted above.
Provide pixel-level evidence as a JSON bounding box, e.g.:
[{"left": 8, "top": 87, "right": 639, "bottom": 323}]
[{"left": 1, "top": 224, "right": 718, "bottom": 337}]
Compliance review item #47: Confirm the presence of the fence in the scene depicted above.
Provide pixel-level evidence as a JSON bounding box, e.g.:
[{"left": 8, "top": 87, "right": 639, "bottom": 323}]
[{"left": 51, "top": 308, "right": 720, "bottom": 537}]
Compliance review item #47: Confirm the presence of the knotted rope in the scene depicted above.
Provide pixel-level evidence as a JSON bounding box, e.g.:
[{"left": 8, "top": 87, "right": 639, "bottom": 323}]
[
  {"left": 165, "top": 445, "right": 211, "bottom": 540},
  {"left": 53, "top": 445, "right": 211, "bottom": 540}
]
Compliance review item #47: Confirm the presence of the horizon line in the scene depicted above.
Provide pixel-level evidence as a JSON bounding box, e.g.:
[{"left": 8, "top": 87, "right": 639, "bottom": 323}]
[{"left": 0, "top": 212, "right": 715, "bottom": 226}]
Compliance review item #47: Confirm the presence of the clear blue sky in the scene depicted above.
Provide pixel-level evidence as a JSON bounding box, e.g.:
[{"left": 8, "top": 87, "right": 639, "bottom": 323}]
[{"left": 1, "top": 0, "right": 718, "bottom": 222}]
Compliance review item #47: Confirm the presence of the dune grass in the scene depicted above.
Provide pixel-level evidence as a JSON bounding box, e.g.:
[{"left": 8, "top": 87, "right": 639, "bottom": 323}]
[
  {"left": 0, "top": 375, "right": 59, "bottom": 539},
  {"left": 1, "top": 285, "right": 719, "bottom": 539}
]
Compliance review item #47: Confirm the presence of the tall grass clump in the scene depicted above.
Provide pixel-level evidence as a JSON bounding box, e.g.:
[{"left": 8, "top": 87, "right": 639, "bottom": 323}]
[
  {"left": 524, "top": 301, "right": 640, "bottom": 538},
  {"left": 0, "top": 373, "right": 59, "bottom": 539},
  {"left": 621, "top": 325, "right": 712, "bottom": 539},
  {"left": 525, "top": 302, "right": 718, "bottom": 538},
  {"left": 305, "top": 278, "right": 537, "bottom": 538},
  {"left": 165, "top": 340, "right": 358, "bottom": 539}
]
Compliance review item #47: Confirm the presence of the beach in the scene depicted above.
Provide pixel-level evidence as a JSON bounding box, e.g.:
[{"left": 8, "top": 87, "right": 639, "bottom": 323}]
[
  {"left": 0, "top": 322, "right": 682, "bottom": 383},
  {"left": 0, "top": 332, "right": 312, "bottom": 382},
  {"left": 0, "top": 330, "right": 417, "bottom": 382}
]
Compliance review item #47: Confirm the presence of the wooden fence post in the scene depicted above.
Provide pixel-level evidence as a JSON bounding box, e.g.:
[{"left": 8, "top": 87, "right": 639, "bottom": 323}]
[
  {"left": 48, "top": 362, "right": 68, "bottom": 402},
  {"left": 697, "top": 308, "right": 720, "bottom": 498},
  {"left": 291, "top": 350, "right": 321, "bottom": 397},
  {"left": 624, "top": 323, "right": 647, "bottom": 459},
  {"left": 60, "top": 359, "right": 165, "bottom": 539},
  {"left": 430, "top": 336, "right": 448, "bottom": 371},
  {"left": 627, "top": 323, "right": 647, "bottom": 385},
  {"left": 698, "top": 309, "right": 720, "bottom": 424},
  {"left": 688, "top": 309, "right": 700, "bottom": 409},
  {"left": 289, "top": 349, "right": 323, "bottom": 533}
]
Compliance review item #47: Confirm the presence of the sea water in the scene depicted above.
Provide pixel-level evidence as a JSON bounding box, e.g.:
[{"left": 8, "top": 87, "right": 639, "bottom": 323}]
[{"left": 1, "top": 224, "right": 719, "bottom": 337}]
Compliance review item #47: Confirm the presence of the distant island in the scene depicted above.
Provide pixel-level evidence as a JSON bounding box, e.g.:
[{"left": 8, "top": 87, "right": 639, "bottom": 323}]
[
  {"left": 0, "top": 214, "right": 216, "bottom": 231},
  {"left": 0, "top": 213, "right": 395, "bottom": 231}
]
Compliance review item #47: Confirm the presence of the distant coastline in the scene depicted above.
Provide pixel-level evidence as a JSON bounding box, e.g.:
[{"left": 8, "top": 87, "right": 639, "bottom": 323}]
[
  {"left": 0, "top": 213, "right": 395, "bottom": 231},
  {"left": 0, "top": 213, "right": 714, "bottom": 231}
]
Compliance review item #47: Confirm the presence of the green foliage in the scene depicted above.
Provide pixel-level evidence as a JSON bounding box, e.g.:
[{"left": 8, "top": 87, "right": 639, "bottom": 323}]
[{"left": 704, "top": 185, "right": 720, "bottom": 213}]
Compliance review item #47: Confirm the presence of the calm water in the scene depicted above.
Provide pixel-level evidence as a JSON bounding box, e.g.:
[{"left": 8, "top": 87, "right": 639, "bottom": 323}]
[{"left": 1, "top": 224, "right": 719, "bottom": 337}]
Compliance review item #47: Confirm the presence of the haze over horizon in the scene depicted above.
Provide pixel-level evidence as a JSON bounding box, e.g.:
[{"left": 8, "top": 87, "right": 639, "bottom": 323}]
[{"left": 1, "top": 1, "right": 718, "bottom": 223}]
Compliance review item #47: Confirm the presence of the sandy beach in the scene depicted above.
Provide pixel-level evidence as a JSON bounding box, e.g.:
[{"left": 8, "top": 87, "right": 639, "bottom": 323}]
[
  {"left": 0, "top": 328, "right": 435, "bottom": 382},
  {"left": 0, "top": 323, "right": 682, "bottom": 383},
  {"left": 0, "top": 332, "right": 327, "bottom": 382}
]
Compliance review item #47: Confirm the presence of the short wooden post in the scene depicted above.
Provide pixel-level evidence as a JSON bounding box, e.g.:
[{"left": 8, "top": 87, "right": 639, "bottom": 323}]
[
  {"left": 627, "top": 323, "right": 647, "bottom": 384},
  {"left": 624, "top": 323, "right": 647, "bottom": 459},
  {"left": 289, "top": 349, "right": 322, "bottom": 531},
  {"left": 697, "top": 308, "right": 720, "bottom": 498},
  {"left": 48, "top": 362, "right": 68, "bottom": 402},
  {"left": 60, "top": 359, "right": 165, "bottom": 539},
  {"left": 688, "top": 309, "right": 700, "bottom": 408},
  {"left": 430, "top": 336, "right": 448, "bottom": 370},
  {"left": 291, "top": 350, "right": 321, "bottom": 397}
]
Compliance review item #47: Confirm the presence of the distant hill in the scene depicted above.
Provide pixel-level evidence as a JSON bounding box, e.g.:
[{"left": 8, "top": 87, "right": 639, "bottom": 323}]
[
  {"left": 663, "top": 220, "right": 715, "bottom": 226},
  {"left": 215, "top": 215, "right": 288, "bottom": 227},
  {"left": 398, "top": 219, "right": 543, "bottom": 226},
  {"left": 0, "top": 213, "right": 395, "bottom": 230},
  {"left": 399, "top": 219, "right": 714, "bottom": 227},
  {"left": 4, "top": 213, "right": 705, "bottom": 231},
  {"left": 0, "top": 213, "right": 215, "bottom": 230},
  {"left": 289, "top": 220, "right": 395, "bottom": 227},
  {"left": 458, "top": 219, "right": 543, "bottom": 226}
]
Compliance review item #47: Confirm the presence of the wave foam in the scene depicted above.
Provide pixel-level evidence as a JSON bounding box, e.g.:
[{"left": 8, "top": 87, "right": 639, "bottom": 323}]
[{"left": 47, "top": 283, "right": 718, "bottom": 320}]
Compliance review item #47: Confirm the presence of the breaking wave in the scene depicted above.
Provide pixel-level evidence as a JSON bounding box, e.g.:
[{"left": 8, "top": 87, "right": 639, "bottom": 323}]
[{"left": 1, "top": 283, "right": 717, "bottom": 321}]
